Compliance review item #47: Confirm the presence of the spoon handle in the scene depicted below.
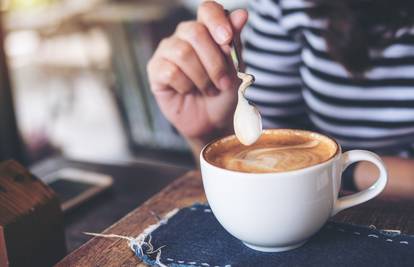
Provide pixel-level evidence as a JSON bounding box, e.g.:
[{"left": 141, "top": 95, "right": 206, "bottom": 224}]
[
  {"left": 230, "top": 40, "right": 241, "bottom": 72},
  {"left": 225, "top": 9, "right": 241, "bottom": 72}
]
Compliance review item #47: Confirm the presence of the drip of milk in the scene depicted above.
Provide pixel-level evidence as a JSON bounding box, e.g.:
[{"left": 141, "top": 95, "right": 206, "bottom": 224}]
[{"left": 233, "top": 72, "right": 262, "bottom": 145}]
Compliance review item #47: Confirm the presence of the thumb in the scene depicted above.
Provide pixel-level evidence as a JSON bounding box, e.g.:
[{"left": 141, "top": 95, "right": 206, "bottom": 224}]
[
  {"left": 227, "top": 9, "right": 248, "bottom": 72},
  {"left": 220, "top": 9, "right": 248, "bottom": 54},
  {"left": 230, "top": 9, "right": 248, "bottom": 33}
]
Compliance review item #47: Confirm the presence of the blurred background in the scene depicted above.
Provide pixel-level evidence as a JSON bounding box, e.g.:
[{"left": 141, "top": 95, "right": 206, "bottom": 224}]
[
  {"left": 0, "top": 0, "right": 251, "bottom": 254},
  {"left": 0, "top": 0, "right": 247, "bottom": 168}
]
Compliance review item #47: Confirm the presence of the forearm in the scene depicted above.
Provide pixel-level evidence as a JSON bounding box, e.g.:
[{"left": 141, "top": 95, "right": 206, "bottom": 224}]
[{"left": 354, "top": 156, "right": 414, "bottom": 199}]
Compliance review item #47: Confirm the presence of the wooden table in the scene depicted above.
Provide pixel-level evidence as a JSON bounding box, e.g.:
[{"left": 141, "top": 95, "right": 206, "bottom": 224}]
[
  {"left": 57, "top": 171, "right": 414, "bottom": 266},
  {"left": 31, "top": 156, "right": 190, "bottom": 253}
]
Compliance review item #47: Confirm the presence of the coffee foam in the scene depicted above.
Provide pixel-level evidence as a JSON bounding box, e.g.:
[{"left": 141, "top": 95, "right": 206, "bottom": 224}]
[{"left": 204, "top": 129, "right": 338, "bottom": 173}]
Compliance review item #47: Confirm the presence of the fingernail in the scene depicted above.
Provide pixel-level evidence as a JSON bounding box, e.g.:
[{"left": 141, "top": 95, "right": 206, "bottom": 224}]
[
  {"left": 216, "top": 26, "right": 231, "bottom": 44},
  {"left": 219, "top": 75, "right": 232, "bottom": 90},
  {"left": 206, "top": 87, "right": 219, "bottom": 97}
]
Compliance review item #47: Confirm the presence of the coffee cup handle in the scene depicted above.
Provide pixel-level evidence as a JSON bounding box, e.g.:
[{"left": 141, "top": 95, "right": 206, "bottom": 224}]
[{"left": 331, "top": 150, "right": 388, "bottom": 216}]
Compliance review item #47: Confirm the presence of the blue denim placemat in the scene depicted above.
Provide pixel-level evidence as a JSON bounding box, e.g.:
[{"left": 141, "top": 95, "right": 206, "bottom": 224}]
[{"left": 132, "top": 204, "right": 413, "bottom": 267}]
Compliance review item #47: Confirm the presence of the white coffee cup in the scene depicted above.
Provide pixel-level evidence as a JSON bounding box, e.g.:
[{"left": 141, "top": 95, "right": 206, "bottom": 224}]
[{"left": 200, "top": 129, "right": 387, "bottom": 252}]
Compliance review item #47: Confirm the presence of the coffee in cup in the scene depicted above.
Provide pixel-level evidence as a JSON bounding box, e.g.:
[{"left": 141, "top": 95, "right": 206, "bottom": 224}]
[
  {"left": 204, "top": 129, "right": 337, "bottom": 173},
  {"left": 200, "top": 129, "right": 387, "bottom": 252}
]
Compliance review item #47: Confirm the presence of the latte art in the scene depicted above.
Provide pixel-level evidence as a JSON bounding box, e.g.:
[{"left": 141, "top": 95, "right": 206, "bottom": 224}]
[
  {"left": 226, "top": 140, "right": 321, "bottom": 172},
  {"left": 204, "top": 129, "right": 338, "bottom": 173}
]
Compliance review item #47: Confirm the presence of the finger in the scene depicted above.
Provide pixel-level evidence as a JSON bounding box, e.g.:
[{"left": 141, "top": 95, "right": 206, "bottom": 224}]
[
  {"left": 229, "top": 9, "right": 248, "bottom": 71},
  {"left": 229, "top": 9, "right": 248, "bottom": 33},
  {"left": 229, "top": 9, "right": 248, "bottom": 53},
  {"left": 176, "top": 21, "right": 233, "bottom": 91},
  {"left": 156, "top": 37, "right": 212, "bottom": 94},
  {"left": 197, "top": 1, "right": 232, "bottom": 45},
  {"left": 147, "top": 57, "right": 194, "bottom": 95},
  {"left": 218, "top": 9, "right": 249, "bottom": 71},
  {"left": 220, "top": 9, "right": 249, "bottom": 53}
]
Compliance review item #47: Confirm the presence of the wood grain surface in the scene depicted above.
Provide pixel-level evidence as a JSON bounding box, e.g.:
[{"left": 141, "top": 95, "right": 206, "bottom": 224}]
[
  {"left": 57, "top": 171, "right": 414, "bottom": 266},
  {"left": 56, "top": 171, "right": 204, "bottom": 267},
  {"left": 0, "top": 160, "right": 66, "bottom": 267}
]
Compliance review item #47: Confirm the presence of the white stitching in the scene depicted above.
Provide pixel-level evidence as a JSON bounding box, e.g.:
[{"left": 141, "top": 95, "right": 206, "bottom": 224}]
[
  {"left": 333, "top": 226, "right": 410, "bottom": 246},
  {"left": 383, "top": 229, "right": 401, "bottom": 234},
  {"left": 163, "top": 257, "right": 231, "bottom": 267},
  {"left": 204, "top": 209, "right": 212, "bottom": 212}
]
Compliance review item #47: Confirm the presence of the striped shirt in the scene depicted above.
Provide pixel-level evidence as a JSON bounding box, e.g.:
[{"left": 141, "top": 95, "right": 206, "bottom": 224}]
[{"left": 243, "top": 0, "right": 414, "bottom": 156}]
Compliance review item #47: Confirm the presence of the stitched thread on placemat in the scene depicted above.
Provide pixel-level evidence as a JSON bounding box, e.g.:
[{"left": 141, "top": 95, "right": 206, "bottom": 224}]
[
  {"left": 165, "top": 258, "right": 231, "bottom": 267},
  {"left": 324, "top": 223, "right": 410, "bottom": 245}
]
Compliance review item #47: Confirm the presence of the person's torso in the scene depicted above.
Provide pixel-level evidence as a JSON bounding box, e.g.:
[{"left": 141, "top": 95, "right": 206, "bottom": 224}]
[{"left": 244, "top": 0, "right": 414, "bottom": 156}]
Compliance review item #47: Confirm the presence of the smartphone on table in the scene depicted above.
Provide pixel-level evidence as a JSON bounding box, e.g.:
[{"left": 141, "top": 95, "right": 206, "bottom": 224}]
[{"left": 42, "top": 168, "right": 113, "bottom": 212}]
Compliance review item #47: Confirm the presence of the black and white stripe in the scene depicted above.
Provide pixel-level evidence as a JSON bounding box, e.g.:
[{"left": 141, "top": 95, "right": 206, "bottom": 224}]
[{"left": 244, "top": 0, "right": 414, "bottom": 155}]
